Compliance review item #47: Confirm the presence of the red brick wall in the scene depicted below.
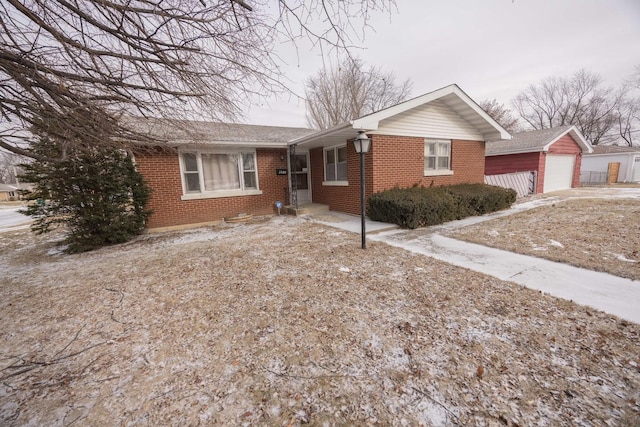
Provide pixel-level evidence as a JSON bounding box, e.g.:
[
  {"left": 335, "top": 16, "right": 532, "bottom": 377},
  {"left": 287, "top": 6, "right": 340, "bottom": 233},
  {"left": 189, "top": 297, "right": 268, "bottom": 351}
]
[
  {"left": 309, "top": 135, "right": 485, "bottom": 215},
  {"left": 136, "top": 148, "right": 289, "bottom": 229},
  {"left": 309, "top": 144, "right": 372, "bottom": 215},
  {"left": 371, "top": 135, "right": 485, "bottom": 191}
]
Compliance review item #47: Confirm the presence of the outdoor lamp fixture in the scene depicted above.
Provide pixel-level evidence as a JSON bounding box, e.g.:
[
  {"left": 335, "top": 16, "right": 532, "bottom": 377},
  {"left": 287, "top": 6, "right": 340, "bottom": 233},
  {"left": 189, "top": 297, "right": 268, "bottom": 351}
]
[{"left": 353, "top": 131, "right": 371, "bottom": 249}]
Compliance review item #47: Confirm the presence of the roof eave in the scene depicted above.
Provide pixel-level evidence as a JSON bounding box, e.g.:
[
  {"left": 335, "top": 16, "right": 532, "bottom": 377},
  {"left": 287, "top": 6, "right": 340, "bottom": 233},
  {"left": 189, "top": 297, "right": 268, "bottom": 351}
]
[
  {"left": 351, "top": 84, "right": 512, "bottom": 141},
  {"left": 486, "top": 148, "right": 540, "bottom": 156},
  {"left": 288, "top": 122, "right": 357, "bottom": 148},
  {"left": 541, "top": 126, "right": 593, "bottom": 154},
  {"left": 174, "top": 140, "right": 289, "bottom": 148}
]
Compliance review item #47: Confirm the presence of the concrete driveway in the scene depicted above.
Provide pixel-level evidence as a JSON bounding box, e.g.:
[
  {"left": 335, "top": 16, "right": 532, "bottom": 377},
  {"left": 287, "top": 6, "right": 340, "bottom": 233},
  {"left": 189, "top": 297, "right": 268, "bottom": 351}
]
[{"left": 310, "top": 187, "right": 640, "bottom": 324}]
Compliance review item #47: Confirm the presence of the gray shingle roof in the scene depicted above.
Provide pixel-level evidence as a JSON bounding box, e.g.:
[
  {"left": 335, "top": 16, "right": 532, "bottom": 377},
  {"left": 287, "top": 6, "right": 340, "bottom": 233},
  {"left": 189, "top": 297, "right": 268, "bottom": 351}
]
[
  {"left": 589, "top": 145, "right": 640, "bottom": 155},
  {"left": 486, "top": 126, "right": 574, "bottom": 156},
  {"left": 126, "top": 117, "right": 315, "bottom": 145}
]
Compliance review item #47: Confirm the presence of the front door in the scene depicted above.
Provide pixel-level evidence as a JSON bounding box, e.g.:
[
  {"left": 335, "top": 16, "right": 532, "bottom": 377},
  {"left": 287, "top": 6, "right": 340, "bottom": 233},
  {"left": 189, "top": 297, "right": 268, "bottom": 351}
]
[{"left": 290, "top": 153, "right": 311, "bottom": 204}]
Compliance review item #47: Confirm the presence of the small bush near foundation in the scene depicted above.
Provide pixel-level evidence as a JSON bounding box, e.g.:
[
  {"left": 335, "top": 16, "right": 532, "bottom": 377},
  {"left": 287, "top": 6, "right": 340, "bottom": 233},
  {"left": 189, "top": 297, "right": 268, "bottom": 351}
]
[{"left": 368, "top": 183, "right": 516, "bottom": 229}]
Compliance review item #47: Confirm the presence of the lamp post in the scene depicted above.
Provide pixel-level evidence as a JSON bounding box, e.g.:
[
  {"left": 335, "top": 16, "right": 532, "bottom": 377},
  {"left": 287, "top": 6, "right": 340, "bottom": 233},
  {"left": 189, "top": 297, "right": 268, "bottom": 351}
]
[{"left": 353, "top": 131, "right": 371, "bottom": 249}]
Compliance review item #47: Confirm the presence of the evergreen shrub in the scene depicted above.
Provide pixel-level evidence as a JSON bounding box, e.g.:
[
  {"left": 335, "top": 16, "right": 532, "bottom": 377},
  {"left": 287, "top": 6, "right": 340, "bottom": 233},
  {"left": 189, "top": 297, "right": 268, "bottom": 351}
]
[
  {"left": 368, "top": 183, "right": 516, "bottom": 229},
  {"left": 20, "top": 141, "right": 152, "bottom": 253}
]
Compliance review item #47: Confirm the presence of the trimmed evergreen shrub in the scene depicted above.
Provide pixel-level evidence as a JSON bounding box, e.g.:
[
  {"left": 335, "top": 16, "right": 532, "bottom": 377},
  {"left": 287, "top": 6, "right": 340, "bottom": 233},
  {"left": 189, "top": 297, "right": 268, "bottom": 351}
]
[
  {"left": 368, "top": 184, "right": 516, "bottom": 229},
  {"left": 20, "top": 140, "right": 152, "bottom": 253}
]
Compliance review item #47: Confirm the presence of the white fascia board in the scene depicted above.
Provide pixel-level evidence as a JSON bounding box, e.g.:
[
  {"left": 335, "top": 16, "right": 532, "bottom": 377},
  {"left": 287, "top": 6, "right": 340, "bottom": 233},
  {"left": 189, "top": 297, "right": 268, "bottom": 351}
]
[
  {"left": 288, "top": 122, "right": 353, "bottom": 147},
  {"left": 350, "top": 84, "right": 459, "bottom": 130},
  {"left": 173, "top": 140, "right": 288, "bottom": 148},
  {"left": 541, "top": 126, "right": 593, "bottom": 154},
  {"left": 485, "top": 148, "right": 539, "bottom": 157},
  {"left": 351, "top": 84, "right": 512, "bottom": 140},
  {"left": 451, "top": 86, "right": 512, "bottom": 140}
]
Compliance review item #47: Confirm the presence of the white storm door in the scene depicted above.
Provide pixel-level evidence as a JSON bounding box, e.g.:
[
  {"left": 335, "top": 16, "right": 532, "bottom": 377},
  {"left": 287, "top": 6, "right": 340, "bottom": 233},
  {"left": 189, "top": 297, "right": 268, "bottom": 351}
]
[
  {"left": 290, "top": 153, "right": 311, "bottom": 203},
  {"left": 632, "top": 157, "right": 640, "bottom": 182}
]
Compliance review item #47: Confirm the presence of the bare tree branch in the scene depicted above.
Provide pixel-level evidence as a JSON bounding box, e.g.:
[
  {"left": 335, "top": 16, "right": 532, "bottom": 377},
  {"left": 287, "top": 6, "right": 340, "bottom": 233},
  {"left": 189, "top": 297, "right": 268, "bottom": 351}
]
[
  {"left": 478, "top": 99, "right": 520, "bottom": 134},
  {"left": 305, "top": 57, "right": 412, "bottom": 129},
  {"left": 512, "top": 69, "right": 620, "bottom": 145},
  {"left": 0, "top": 0, "right": 398, "bottom": 159}
]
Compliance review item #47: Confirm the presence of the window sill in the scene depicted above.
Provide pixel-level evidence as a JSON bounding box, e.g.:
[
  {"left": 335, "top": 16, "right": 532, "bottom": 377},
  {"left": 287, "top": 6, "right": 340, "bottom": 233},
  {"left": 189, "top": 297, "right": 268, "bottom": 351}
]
[
  {"left": 322, "top": 180, "right": 349, "bottom": 186},
  {"left": 181, "top": 189, "right": 263, "bottom": 200},
  {"left": 424, "top": 170, "right": 454, "bottom": 177}
]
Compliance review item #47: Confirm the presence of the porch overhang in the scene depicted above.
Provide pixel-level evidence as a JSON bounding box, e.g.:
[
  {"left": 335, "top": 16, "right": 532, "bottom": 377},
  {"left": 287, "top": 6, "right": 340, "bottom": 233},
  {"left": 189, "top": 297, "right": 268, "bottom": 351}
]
[{"left": 288, "top": 122, "right": 368, "bottom": 150}]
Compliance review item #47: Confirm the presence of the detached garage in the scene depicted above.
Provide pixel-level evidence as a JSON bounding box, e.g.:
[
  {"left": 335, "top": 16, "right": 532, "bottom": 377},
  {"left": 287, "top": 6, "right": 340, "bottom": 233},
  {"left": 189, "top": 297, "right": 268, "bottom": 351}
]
[
  {"left": 581, "top": 145, "right": 640, "bottom": 184},
  {"left": 485, "top": 126, "right": 593, "bottom": 194}
]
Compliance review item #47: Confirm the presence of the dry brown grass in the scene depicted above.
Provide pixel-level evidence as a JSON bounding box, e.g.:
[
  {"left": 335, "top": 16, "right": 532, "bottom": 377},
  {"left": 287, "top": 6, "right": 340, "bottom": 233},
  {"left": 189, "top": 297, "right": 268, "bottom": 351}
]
[
  {"left": 1, "top": 216, "right": 639, "bottom": 426},
  {"left": 449, "top": 199, "right": 640, "bottom": 281}
]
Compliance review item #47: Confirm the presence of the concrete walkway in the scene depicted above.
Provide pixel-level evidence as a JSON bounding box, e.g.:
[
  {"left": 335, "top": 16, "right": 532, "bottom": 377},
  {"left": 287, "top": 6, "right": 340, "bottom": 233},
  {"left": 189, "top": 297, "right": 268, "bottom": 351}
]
[{"left": 309, "top": 187, "right": 640, "bottom": 324}]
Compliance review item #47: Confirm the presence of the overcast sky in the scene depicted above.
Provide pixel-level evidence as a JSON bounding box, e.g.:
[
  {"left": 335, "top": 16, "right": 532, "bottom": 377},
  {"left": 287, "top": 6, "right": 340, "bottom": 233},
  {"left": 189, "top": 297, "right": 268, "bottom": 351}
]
[{"left": 245, "top": 0, "right": 640, "bottom": 128}]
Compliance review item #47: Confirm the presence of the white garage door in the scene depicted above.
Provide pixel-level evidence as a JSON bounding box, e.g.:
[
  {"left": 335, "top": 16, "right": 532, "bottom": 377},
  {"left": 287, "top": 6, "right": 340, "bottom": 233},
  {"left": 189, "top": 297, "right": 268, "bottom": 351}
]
[
  {"left": 632, "top": 157, "right": 640, "bottom": 182},
  {"left": 544, "top": 155, "right": 575, "bottom": 193}
]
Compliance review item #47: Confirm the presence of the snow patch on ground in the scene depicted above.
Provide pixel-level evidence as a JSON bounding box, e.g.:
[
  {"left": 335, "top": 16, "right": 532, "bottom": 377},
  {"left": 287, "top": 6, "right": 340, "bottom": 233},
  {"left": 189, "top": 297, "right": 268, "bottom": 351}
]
[
  {"left": 616, "top": 254, "right": 637, "bottom": 263},
  {"left": 549, "top": 240, "right": 564, "bottom": 248}
]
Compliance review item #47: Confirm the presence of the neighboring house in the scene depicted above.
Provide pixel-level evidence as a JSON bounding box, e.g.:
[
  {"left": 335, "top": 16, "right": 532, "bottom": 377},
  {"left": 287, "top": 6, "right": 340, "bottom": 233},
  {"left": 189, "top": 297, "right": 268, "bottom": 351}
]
[
  {"left": 134, "top": 84, "right": 509, "bottom": 229},
  {"left": 581, "top": 145, "right": 640, "bottom": 184},
  {"left": 485, "top": 126, "right": 593, "bottom": 194},
  {"left": 288, "top": 84, "right": 510, "bottom": 216},
  {"left": 0, "top": 183, "right": 31, "bottom": 202}
]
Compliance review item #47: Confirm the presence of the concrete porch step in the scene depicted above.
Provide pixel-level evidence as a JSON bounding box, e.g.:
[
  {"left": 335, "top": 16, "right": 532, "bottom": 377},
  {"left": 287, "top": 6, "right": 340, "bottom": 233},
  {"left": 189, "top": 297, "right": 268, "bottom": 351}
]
[{"left": 286, "top": 203, "right": 330, "bottom": 216}]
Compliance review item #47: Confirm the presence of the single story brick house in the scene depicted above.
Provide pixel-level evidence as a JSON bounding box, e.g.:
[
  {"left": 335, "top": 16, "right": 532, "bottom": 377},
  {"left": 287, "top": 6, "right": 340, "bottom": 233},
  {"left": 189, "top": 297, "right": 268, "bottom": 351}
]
[
  {"left": 485, "top": 125, "right": 592, "bottom": 194},
  {"left": 134, "top": 84, "right": 510, "bottom": 230},
  {"left": 288, "top": 84, "right": 510, "bottom": 215},
  {"left": 581, "top": 145, "right": 640, "bottom": 184}
]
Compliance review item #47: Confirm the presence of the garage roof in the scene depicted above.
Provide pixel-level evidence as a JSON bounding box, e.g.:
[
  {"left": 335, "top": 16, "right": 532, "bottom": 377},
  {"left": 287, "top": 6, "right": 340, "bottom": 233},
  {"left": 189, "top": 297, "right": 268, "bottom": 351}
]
[
  {"left": 588, "top": 145, "right": 640, "bottom": 155},
  {"left": 486, "top": 125, "right": 593, "bottom": 156}
]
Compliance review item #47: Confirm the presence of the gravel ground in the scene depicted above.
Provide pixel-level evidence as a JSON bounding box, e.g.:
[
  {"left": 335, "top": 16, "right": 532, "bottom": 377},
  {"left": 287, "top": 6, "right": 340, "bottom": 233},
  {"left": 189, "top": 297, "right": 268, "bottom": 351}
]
[
  {"left": 1, "top": 216, "right": 639, "bottom": 426},
  {"left": 449, "top": 198, "right": 640, "bottom": 281}
]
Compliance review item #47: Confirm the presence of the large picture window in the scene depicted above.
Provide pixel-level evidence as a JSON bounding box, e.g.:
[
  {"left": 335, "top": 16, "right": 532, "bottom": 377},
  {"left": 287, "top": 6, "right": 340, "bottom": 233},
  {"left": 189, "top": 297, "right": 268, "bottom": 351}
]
[
  {"left": 324, "top": 145, "right": 347, "bottom": 182},
  {"left": 424, "top": 140, "right": 451, "bottom": 174},
  {"left": 180, "top": 150, "right": 259, "bottom": 198}
]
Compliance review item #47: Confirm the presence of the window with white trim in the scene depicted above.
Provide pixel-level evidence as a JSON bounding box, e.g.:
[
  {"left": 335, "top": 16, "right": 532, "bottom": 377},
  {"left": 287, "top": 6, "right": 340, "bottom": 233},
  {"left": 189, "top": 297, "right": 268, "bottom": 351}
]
[
  {"left": 324, "top": 145, "right": 348, "bottom": 181},
  {"left": 424, "top": 140, "right": 451, "bottom": 173},
  {"left": 180, "top": 150, "right": 259, "bottom": 196}
]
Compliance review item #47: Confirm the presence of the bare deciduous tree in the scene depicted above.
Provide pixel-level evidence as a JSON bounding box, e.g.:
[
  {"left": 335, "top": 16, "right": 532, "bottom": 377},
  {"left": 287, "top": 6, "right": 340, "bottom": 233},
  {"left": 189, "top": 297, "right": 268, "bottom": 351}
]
[
  {"left": 305, "top": 58, "right": 412, "bottom": 129},
  {"left": 478, "top": 99, "right": 520, "bottom": 134},
  {"left": 512, "top": 69, "right": 621, "bottom": 145},
  {"left": 614, "top": 65, "right": 640, "bottom": 146},
  {"left": 616, "top": 97, "right": 639, "bottom": 146},
  {"left": 0, "top": 150, "right": 23, "bottom": 183},
  {"left": 0, "top": 0, "right": 397, "bottom": 159}
]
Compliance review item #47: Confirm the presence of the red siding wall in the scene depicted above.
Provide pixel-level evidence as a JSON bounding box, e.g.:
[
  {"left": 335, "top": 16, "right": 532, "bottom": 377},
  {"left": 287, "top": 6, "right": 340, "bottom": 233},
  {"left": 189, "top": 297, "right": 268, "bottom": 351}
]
[
  {"left": 136, "top": 148, "right": 289, "bottom": 229},
  {"left": 485, "top": 152, "right": 545, "bottom": 193},
  {"left": 484, "top": 133, "right": 583, "bottom": 193},
  {"left": 309, "top": 135, "right": 485, "bottom": 215}
]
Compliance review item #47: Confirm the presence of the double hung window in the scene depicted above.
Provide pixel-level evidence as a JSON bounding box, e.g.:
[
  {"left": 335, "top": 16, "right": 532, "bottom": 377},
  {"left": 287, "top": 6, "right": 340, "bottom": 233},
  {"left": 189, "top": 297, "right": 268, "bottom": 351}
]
[
  {"left": 424, "top": 140, "right": 451, "bottom": 174},
  {"left": 324, "top": 145, "right": 348, "bottom": 182},
  {"left": 180, "top": 151, "right": 259, "bottom": 197}
]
